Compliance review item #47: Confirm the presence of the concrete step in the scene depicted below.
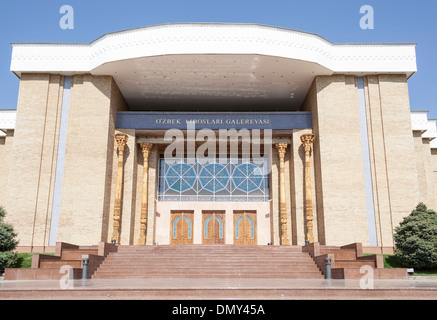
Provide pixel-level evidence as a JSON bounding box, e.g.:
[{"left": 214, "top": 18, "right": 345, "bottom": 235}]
[
  {"left": 92, "top": 272, "right": 324, "bottom": 279},
  {"left": 99, "top": 263, "right": 318, "bottom": 270},
  {"left": 117, "top": 250, "right": 307, "bottom": 255},
  {"left": 116, "top": 246, "right": 303, "bottom": 253},
  {"left": 3, "top": 267, "right": 83, "bottom": 280},
  {"left": 95, "top": 266, "right": 318, "bottom": 272},
  {"left": 320, "top": 248, "right": 357, "bottom": 260},
  {"left": 98, "top": 261, "right": 318, "bottom": 267},
  {"left": 39, "top": 260, "right": 82, "bottom": 268},
  {"left": 334, "top": 260, "right": 376, "bottom": 268},
  {"left": 95, "top": 260, "right": 321, "bottom": 268},
  {"left": 61, "top": 249, "right": 99, "bottom": 260},
  {"left": 109, "top": 252, "right": 309, "bottom": 257},
  {"left": 101, "top": 256, "right": 314, "bottom": 262}
]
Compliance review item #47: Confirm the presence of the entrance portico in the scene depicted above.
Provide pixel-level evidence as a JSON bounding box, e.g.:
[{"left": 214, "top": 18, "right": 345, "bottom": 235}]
[{"left": 110, "top": 116, "right": 316, "bottom": 246}]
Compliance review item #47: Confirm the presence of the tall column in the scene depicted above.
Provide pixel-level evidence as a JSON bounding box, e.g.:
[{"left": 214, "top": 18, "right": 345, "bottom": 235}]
[
  {"left": 276, "top": 143, "right": 290, "bottom": 245},
  {"left": 112, "top": 133, "right": 128, "bottom": 244},
  {"left": 137, "top": 142, "right": 153, "bottom": 245},
  {"left": 301, "top": 134, "right": 315, "bottom": 243}
]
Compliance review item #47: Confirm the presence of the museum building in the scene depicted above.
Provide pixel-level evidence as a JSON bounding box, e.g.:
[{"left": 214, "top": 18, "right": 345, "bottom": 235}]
[{"left": 0, "top": 23, "right": 436, "bottom": 252}]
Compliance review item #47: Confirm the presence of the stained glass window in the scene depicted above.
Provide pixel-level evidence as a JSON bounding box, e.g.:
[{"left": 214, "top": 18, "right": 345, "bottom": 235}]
[{"left": 158, "top": 158, "right": 270, "bottom": 201}]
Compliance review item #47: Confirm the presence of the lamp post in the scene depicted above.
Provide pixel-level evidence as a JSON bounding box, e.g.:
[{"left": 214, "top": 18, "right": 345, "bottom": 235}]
[
  {"left": 325, "top": 257, "right": 332, "bottom": 280},
  {"left": 82, "top": 257, "right": 90, "bottom": 280}
]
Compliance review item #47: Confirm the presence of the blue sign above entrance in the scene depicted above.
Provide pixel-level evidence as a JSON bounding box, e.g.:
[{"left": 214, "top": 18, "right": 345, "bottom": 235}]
[{"left": 116, "top": 112, "right": 312, "bottom": 130}]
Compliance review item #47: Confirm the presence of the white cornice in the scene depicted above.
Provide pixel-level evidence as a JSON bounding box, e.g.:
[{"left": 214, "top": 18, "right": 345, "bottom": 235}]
[
  {"left": 10, "top": 23, "right": 417, "bottom": 77},
  {"left": 423, "top": 119, "right": 437, "bottom": 140},
  {"left": 411, "top": 111, "right": 437, "bottom": 146},
  {"left": 0, "top": 110, "right": 16, "bottom": 130},
  {"left": 411, "top": 111, "right": 429, "bottom": 132}
]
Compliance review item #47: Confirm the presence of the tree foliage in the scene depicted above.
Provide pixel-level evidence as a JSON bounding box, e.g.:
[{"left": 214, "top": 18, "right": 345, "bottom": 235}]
[
  {"left": 394, "top": 203, "right": 437, "bottom": 269},
  {"left": 0, "top": 206, "right": 19, "bottom": 273}
]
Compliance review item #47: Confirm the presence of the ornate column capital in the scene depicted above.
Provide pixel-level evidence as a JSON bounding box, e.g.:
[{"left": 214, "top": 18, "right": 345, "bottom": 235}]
[
  {"left": 300, "top": 134, "right": 315, "bottom": 153},
  {"left": 139, "top": 142, "right": 153, "bottom": 159},
  {"left": 275, "top": 143, "right": 288, "bottom": 159},
  {"left": 115, "top": 133, "right": 128, "bottom": 152}
]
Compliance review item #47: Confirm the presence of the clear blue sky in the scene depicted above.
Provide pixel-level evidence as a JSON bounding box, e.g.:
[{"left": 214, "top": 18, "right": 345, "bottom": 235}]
[{"left": 1, "top": 0, "right": 436, "bottom": 118}]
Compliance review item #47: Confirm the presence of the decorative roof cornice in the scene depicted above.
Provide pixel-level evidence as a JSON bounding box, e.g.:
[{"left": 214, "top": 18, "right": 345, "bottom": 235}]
[{"left": 10, "top": 23, "right": 417, "bottom": 77}]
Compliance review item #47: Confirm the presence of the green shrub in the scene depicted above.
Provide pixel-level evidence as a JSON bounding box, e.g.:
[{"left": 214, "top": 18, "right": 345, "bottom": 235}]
[
  {"left": 394, "top": 203, "right": 437, "bottom": 270},
  {"left": 0, "top": 221, "right": 19, "bottom": 252},
  {"left": 0, "top": 206, "right": 19, "bottom": 273},
  {"left": 0, "top": 251, "right": 18, "bottom": 272}
]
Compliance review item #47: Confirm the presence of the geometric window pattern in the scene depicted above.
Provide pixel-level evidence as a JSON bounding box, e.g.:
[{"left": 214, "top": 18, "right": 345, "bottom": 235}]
[{"left": 158, "top": 158, "right": 270, "bottom": 202}]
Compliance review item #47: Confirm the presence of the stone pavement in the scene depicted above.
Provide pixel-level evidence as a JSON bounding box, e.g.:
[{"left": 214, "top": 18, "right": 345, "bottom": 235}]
[{"left": 1, "top": 277, "right": 437, "bottom": 300}]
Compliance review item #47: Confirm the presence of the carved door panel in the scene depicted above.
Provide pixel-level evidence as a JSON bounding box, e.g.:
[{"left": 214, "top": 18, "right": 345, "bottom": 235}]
[
  {"left": 202, "top": 211, "right": 225, "bottom": 244},
  {"left": 234, "top": 211, "right": 257, "bottom": 245},
  {"left": 171, "top": 212, "right": 194, "bottom": 244}
]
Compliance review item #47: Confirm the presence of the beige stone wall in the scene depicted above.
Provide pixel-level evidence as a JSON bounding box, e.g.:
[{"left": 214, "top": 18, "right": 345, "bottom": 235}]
[
  {"left": 364, "top": 75, "right": 419, "bottom": 247},
  {"left": 0, "top": 131, "right": 14, "bottom": 207},
  {"left": 5, "top": 74, "right": 63, "bottom": 247},
  {"left": 413, "top": 132, "right": 436, "bottom": 209},
  {"left": 300, "top": 74, "right": 421, "bottom": 247},
  {"left": 422, "top": 139, "right": 437, "bottom": 211},
  {"left": 302, "top": 75, "right": 369, "bottom": 246},
  {"left": 419, "top": 136, "right": 437, "bottom": 211},
  {"left": 432, "top": 149, "right": 437, "bottom": 211},
  {"left": 56, "top": 75, "right": 128, "bottom": 245}
]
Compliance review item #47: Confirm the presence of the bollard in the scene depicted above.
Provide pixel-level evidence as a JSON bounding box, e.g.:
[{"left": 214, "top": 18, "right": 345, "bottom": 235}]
[
  {"left": 325, "top": 257, "right": 332, "bottom": 280},
  {"left": 82, "top": 257, "right": 89, "bottom": 280}
]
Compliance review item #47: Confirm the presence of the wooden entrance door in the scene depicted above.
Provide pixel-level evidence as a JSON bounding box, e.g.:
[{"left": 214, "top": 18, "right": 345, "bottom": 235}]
[
  {"left": 171, "top": 211, "right": 194, "bottom": 244},
  {"left": 234, "top": 211, "right": 257, "bottom": 245},
  {"left": 202, "top": 211, "right": 225, "bottom": 244}
]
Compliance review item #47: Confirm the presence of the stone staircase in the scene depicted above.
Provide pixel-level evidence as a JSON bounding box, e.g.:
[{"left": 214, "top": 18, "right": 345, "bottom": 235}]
[
  {"left": 3, "top": 243, "right": 433, "bottom": 300},
  {"left": 303, "top": 242, "right": 407, "bottom": 279},
  {"left": 92, "top": 245, "right": 324, "bottom": 279}
]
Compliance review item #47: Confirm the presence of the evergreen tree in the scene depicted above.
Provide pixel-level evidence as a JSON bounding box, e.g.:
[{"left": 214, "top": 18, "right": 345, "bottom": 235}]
[
  {"left": 394, "top": 203, "right": 437, "bottom": 270},
  {"left": 0, "top": 206, "right": 19, "bottom": 273}
]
